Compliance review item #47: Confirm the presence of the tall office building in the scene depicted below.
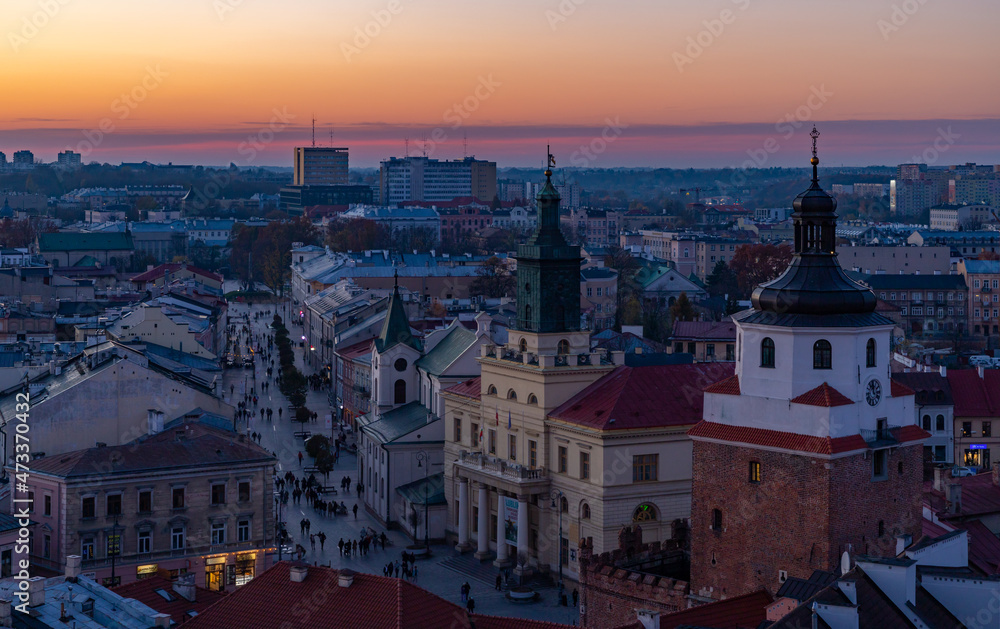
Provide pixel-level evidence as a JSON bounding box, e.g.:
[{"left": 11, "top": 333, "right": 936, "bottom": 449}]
[
  {"left": 57, "top": 150, "right": 82, "bottom": 169},
  {"left": 12, "top": 150, "right": 34, "bottom": 169},
  {"left": 293, "top": 147, "right": 349, "bottom": 186},
  {"left": 379, "top": 156, "right": 496, "bottom": 205}
]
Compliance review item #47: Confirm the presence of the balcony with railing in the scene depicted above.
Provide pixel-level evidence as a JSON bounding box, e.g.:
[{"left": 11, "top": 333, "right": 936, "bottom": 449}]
[
  {"left": 456, "top": 450, "right": 547, "bottom": 485},
  {"left": 861, "top": 425, "right": 901, "bottom": 448}
]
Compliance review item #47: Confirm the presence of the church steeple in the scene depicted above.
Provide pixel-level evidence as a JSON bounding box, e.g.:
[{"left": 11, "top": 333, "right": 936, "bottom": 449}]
[
  {"left": 515, "top": 148, "right": 582, "bottom": 333},
  {"left": 375, "top": 268, "right": 421, "bottom": 353},
  {"left": 751, "top": 127, "right": 877, "bottom": 316}
]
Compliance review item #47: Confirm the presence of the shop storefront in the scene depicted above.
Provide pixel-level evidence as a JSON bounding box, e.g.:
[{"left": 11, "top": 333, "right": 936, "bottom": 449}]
[
  {"left": 205, "top": 556, "right": 226, "bottom": 591},
  {"left": 963, "top": 443, "right": 991, "bottom": 469},
  {"left": 235, "top": 552, "right": 256, "bottom": 586}
]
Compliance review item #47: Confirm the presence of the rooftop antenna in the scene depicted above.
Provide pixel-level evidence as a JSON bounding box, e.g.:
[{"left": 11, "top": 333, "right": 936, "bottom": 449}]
[
  {"left": 329, "top": 127, "right": 334, "bottom": 147},
  {"left": 463, "top": 132, "right": 468, "bottom": 159},
  {"left": 422, "top": 136, "right": 428, "bottom": 157},
  {"left": 311, "top": 116, "right": 316, "bottom": 147}
]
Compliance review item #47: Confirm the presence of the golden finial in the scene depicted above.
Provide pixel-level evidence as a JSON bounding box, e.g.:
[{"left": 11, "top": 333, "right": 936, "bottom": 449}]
[{"left": 810, "top": 126, "right": 820, "bottom": 166}]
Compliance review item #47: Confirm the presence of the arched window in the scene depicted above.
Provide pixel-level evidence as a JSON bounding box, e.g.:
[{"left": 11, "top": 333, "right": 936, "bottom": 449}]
[
  {"left": 557, "top": 339, "right": 570, "bottom": 355},
  {"left": 866, "top": 338, "right": 876, "bottom": 368},
  {"left": 560, "top": 497, "right": 568, "bottom": 513},
  {"left": 936, "top": 415, "right": 945, "bottom": 431},
  {"left": 518, "top": 338, "right": 527, "bottom": 353},
  {"left": 507, "top": 389, "right": 517, "bottom": 401},
  {"left": 393, "top": 379, "right": 406, "bottom": 404},
  {"left": 922, "top": 414, "right": 931, "bottom": 431},
  {"left": 760, "top": 338, "right": 775, "bottom": 368},
  {"left": 581, "top": 503, "right": 591, "bottom": 519},
  {"left": 487, "top": 385, "right": 497, "bottom": 396},
  {"left": 524, "top": 304, "right": 532, "bottom": 324},
  {"left": 527, "top": 394, "right": 538, "bottom": 405},
  {"left": 813, "top": 340, "right": 832, "bottom": 369},
  {"left": 633, "top": 503, "right": 658, "bottom": 522}
]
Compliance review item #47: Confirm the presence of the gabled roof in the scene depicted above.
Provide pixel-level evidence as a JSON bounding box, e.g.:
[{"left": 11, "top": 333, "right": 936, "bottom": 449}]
[
  {"left": 360, "top": 401, "right": 434, "bottom": 444},
  {"left": 31, "top": 424, "right": 273, "bottom": 479},
  {"left": 113, "top": 576, "right": 225, "bottom": 625},
  {"left": 130, "top": 263, "right": 223, "bottom": 284},
  {"left": 183, "top": 562, "right": 472, "bottom": 629},
  {"left": 959, "top": 519, "right": 1000, "bottom": 575},
  {"left": 947, "top": 368, "right": 1000, "bottom": 416},
  {"left": 38, "top": 231, "right": 134, "bottom": 251},
  {"left": 790, "top": 383, "right": 854, "bottom": 407},
  {"left": 925, "top": 472, "right": 1000, "bottom": 519},
  {"left": 657, "top": 588, "right": 772, "bottom": 629},
  {"left": 704, "top": 374, "right": 740, "bottom": 396},
  {"left": 549, "top": 363, "right": 734, "bottom": 431},
  {"left": 374, "top": 286, "right": 421, "bottom": 354},
  {"left": 442, "top": 377, "right": 481, "bottom": 401},
  {"left": 396, "top": 472, "right": 446, "bottom": 506},
  {"left": 774, "top": 570, "right": 838, "bottom": 602},
  {"left": 670, "top": 320, "right": 737, "bottom": 342},
  {"left": 892, "top": 372, "right": 950, "bottom": 405},
  {"left": 416, "top": 323, "right": 478, "bottom": 377}
]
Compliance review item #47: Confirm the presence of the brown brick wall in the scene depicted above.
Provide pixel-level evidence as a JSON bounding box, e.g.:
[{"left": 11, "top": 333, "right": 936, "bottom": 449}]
[{"left": 689, "top": 440, "right": 922, "bottom": 600}]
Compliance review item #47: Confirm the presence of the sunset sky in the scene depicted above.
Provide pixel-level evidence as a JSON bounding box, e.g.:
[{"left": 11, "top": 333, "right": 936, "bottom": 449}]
[{"left": 2, "top": 0, "right": 999, "bottom": 168}]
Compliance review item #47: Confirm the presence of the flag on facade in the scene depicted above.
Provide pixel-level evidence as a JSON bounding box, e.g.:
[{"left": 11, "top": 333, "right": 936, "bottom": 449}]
[
  {"left": 508, "top": 409, "right": 512, "bottom": 430},
  {"left": 495, "top": 406, "right": 499, "bottom": 426},
  {"left": 479, "top": 425, "right": 484, "bottom": 444}
]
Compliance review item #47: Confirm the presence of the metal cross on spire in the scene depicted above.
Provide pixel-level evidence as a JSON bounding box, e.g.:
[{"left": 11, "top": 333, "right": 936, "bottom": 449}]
[{"left": 810, "top": 126, "right": 820, "bottom": 160}]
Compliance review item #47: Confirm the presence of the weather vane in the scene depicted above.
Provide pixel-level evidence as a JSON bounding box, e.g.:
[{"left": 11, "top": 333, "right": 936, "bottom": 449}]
[
  {"left": 810, "top": 126, "right": 820, "bottom": 161},
  {"left": 547, "top": 145, "right": 556, "bottom": 170}
]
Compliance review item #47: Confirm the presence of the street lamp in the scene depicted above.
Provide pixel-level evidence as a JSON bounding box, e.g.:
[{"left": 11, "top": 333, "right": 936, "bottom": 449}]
[
  {"left": 550, "top": 489, "right": 565, "bottom": 587},
  {"left": 415, "top": 451, "right": 430, "bottom": 549},
  {"left": 274, "top": 493, "right": 283, "bottom": 561}
]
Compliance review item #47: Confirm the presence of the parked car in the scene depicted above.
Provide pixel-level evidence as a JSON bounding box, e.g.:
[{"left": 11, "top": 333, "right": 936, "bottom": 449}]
[
  {"left": 952, "top": 466, "right": 977, "bottom": 477},
  {"left": 243, "top": 356, "right": 254, "bottom": 368}
]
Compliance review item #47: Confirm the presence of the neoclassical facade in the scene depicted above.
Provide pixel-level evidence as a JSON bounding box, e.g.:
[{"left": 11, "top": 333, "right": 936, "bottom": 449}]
[{"left": 442, "top": 162, "right": 729, "bottom": 583}]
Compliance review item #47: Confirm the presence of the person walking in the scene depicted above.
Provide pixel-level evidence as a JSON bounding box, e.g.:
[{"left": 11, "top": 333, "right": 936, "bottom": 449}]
[
  {"left": 352, "top": 540, "right": 358, "bottom": 554},
  {"left": 466, "top": 596, "right": 475, "bottom": 614},
  {"left": 412, "top": 564, "right": 418, "bottom": 582},
  {"left": 338, "top": 538, "right": 344, "bottom": 555},
  {"left": 298, "top": 451, "right": 303, "bottom": 466},
  {"left": 353, "top": 503, "right": 358, "bottom": 519},
  {"left": 319, "top": 532, "right": 326, "bottom": 551},
  {"left": 309, "top": 534, "right": 316, "bottom": 551},
  {"left": 495, "top": 573, "right": 502, "bottom": 591}
]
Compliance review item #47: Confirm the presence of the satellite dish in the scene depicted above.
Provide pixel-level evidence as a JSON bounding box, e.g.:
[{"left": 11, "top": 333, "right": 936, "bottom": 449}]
[{"left": 841, "top": 550, "right": 851, "bottom": 575}]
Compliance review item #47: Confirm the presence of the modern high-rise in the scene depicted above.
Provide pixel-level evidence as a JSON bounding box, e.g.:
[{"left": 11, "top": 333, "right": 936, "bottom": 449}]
[
  {"left": 12, "top": 150, "right": 34, "bottom": 169},
  {"left": 379, "top": 156, "right": 496, "bottom": 205},
  {"left": 293, "top": 147, "right": 349, "bottom": 186},
  {"left": 57, "top": 150, "right": 82, "bottom": 169}
]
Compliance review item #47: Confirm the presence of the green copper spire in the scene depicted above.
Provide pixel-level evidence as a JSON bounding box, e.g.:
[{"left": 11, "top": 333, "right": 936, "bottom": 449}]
[
  {"left": 515, "top": 148, "right": 582, "bottom": 333},
  {"left": 375, "top": 269, "right": 422, "bottom": 353}
]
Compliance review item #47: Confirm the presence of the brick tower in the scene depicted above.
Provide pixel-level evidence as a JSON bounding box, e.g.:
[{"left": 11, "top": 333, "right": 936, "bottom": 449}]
[{"left": 688, "top": 128, "right": 928, "bottom": 600}]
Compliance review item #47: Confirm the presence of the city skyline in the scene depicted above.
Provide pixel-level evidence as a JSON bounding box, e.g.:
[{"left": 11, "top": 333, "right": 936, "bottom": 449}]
[{"left": 2, "top": 0, "right": 999, "bottom": 167}]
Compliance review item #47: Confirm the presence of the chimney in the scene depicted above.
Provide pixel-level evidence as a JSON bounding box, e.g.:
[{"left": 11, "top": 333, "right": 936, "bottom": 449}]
[
  {"left": 0, "top": 600, "right": 11, "bottom": 628},
  {"left": 26, "top": 577, "right": 45, "bottom": 607},
  {"left": 978, "top": 365, "right": 986, "bottom": 379},
  {"left": 172, "top": 573, "right": 196, "bottom": 602},
  {"left": 152, "top": 613, "right": 172, "bottom": 628},
  {"left": 895, "top": 534, "right": 912, "bottom": 555},
  {"left": 933, "top": 467, "right": 946, "bottom": 492},
  {"left": 947, "top": 483, "right": 962, "bottom": 514},
  {"left": 992, "top": 462, "right": 1000, "bottom": 488},
  {"left": 147, "top": 409, "right": 163, "bottom": 436},
  {"left": 636, "top": 610, "right": 660, "bottom": 629},
  {"left": 338, "top": 569, "right": 355, "bottom": 588},
  {"left": 290, "top": 565, "right": 308, "bottom": 583},
  {"left": 64, "top": 555, "right": 81, "bottom": 579}
]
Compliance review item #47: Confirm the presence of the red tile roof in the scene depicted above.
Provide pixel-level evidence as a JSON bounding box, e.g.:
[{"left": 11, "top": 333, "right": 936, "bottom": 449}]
[
  {"left": 688, "top": 421, "right": 868, "bottom": 455},
  {"left": 670, "top": 320, "right": 737, "bottom": 342},
  {"left": 549, "top": 363, "right": 734, "bottom": 431},
  {"left": 130, "top": 263, "right": 222, "bottom": 284},
  {"left": 959, "top": 519, "right": 1000, "bottom": 575},
  {"left": 473, "top": 615, "right": 576, "bottom": 629},
  {"left": 657, "top": 589, "right": 772, "bottom": 629},
  {"left": 925, "top": 472, "right": 1000, "bottom": 520},
  {"left": 889, "top": 379, "right": 915, "bottom": 398},
  {"left": 444, "top": 377, "right": 482, "bottom": 401},
  {"left": 704, "top": 374, "right": 740, "bottom": 396},
  {"left": 948, "top": 368, "right": 1000, "bottom": 417},
  {"left": 336, "top": 337, "right": 376, "bottom": 360},
  {"left": 790, "top": 382, "right": 854, "bottom": 407},
  {"left": 114, "top": 576, "right": 225, "bottom": 625},
  {"left": 185, "top": 563, "right": 471, "bottom": 629}
]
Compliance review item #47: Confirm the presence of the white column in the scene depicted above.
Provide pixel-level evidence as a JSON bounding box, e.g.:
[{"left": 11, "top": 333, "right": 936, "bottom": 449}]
[
  {"left": 475, "top": 485, "right": 490, "bottom": 560},
  {"left": 456, "top": 479, "right": 470, "bottom": 551},
  {"left": 494, "top": 492, "right": 509, "bottom": 566},
  {"left": 515, "top": 494, "right": 529, "bottom": 572}
]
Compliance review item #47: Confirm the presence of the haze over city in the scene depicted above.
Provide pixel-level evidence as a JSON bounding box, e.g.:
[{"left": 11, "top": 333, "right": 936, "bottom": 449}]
[{"left": 3, "top": 0, "right": 999, "bottom": 167}]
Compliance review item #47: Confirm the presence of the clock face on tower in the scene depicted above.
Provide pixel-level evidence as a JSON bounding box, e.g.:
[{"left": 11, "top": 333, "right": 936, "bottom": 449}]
[{"left": 865, "top": 378, "right": 882, "bottom": 407}]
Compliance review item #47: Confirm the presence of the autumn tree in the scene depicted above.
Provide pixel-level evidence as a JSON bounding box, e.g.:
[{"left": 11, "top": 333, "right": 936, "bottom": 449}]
[
  {"left": 470, "top": 256, "right": 514, "bottom": 298},
  {"left": 326, "top": 218, "right": 390, "bottom": 252},
  {"left": 0, "top": 219, "right": 39, "bottom": 249},
  {"left": 729, "top": 243, "right": 792, "bottom": 299},
  {"left": 669, "top": 292, "right": 696, "bottom": 322},
  {"left": 229, "top": 217, "right": 319, "bottom": 294}
]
